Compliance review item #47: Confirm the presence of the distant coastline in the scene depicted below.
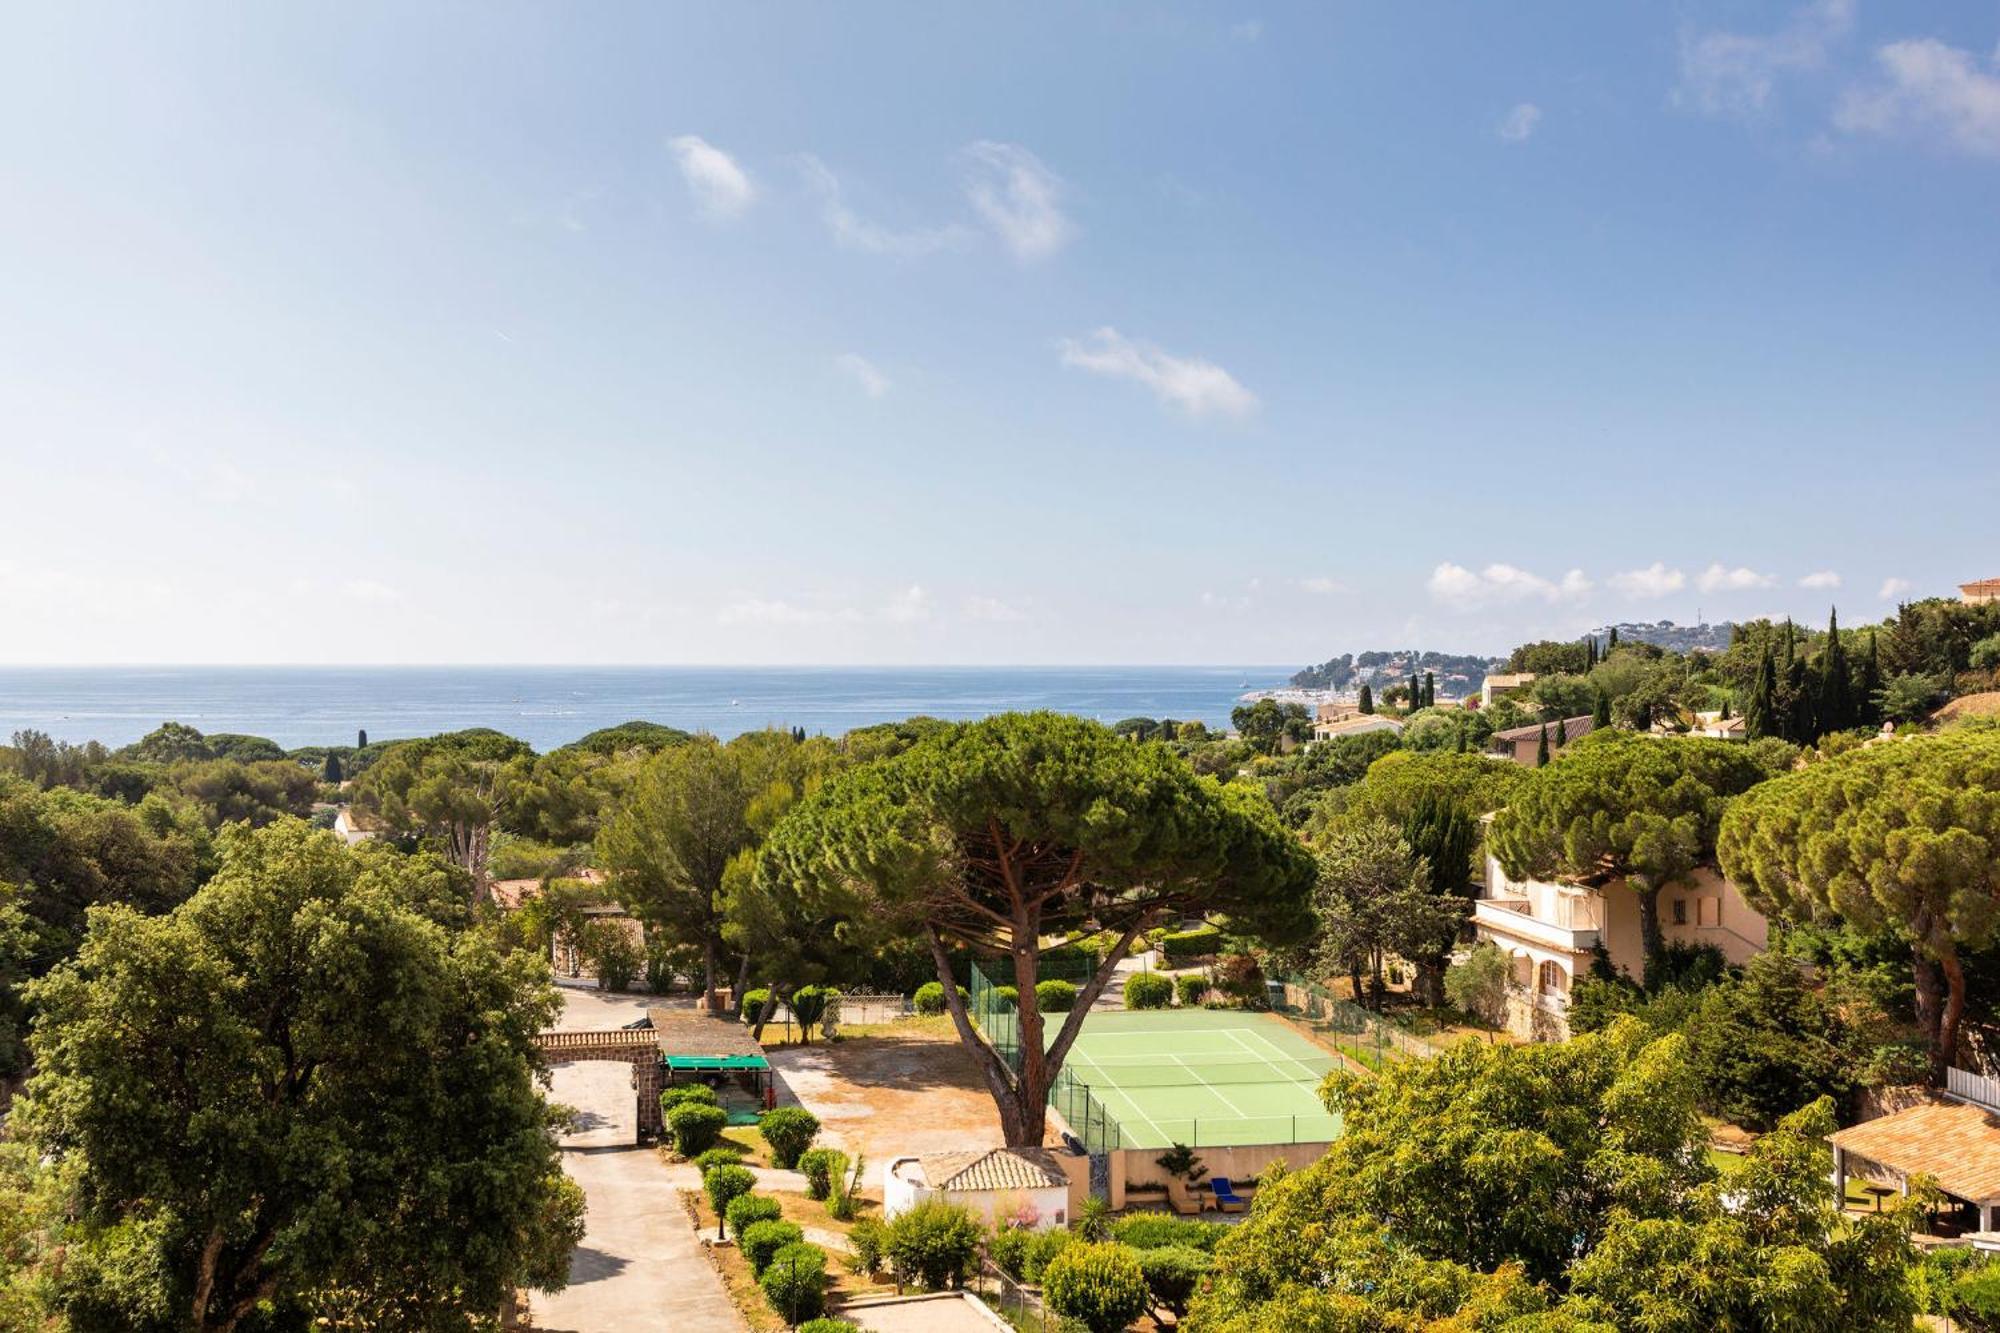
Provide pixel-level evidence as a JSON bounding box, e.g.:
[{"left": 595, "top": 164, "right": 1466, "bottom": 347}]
[{"left": 0, "top": 664, "right": 1294, "bottom": 752}]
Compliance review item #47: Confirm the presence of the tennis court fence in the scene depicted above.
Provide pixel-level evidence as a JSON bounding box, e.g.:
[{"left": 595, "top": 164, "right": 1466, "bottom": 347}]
[{"left": 1267, "top": 974, "right": 1445, "bottom": 1070}]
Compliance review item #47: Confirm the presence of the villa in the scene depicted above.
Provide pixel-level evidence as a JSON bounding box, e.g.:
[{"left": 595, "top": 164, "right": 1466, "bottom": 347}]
[
  {"left": 1962, "top": 578, "right": 2000, "bottom": 606},
  {"left": 1472, "top": 832, "right": 1769, "bottom": 1040},
  {"left": 1480, "top": 672, "right": 1535, "bottom": 707},
  {"left": 1487, "top": 714, "right": 1594, "bottom": 765}
]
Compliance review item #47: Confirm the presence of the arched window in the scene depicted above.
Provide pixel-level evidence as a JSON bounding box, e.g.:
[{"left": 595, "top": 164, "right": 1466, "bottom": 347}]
[{"left": 1537, "top": 960, "right": 1567, "bottom": 996}]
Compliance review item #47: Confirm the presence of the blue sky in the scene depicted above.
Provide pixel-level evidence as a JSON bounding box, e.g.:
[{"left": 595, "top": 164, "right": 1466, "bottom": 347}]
[{"left": 2, "top": 2, "right": 1997, "bottom": 666}]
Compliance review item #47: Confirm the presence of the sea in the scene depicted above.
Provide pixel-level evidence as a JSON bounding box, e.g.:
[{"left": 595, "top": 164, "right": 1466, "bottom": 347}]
[{"left": 0, "top": 666, "right": 1295, "bottom": 752}]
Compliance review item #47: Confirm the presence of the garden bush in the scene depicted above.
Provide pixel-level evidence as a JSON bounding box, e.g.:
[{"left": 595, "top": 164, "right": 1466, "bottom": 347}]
[
  {"left": 759, "top": 1106, "right": 821, "bottom": 1168},
  {"left": 702, "top": 1163, "right": 756, "bottom": 1240},
  {"left": 791, "top": 985, "right": 831, "bottom": 1041},
  {"left": 884, "top": 1198, "right": 985, "bottom": 1290},
  {"left": 741, "top": 1219, "right": 806, "bottom": 1276},
  {"left": 913, "top": 981, "right": 968, "bottom": 1016},
  {"left": 1043, "top": 1241, "right": 1150, "bottom": 1333},
  {"left": 1017, "top": 1228, "right": 1073, "bottom": 1282},
  {"left": 726, "top": 1192, "right": 783, "bottom": 1240},
  {"left": 1123, "top": 972, "right": 1173, "bottom": 1011},
  {"left": 797, "top": 1147, "right": 847, "bottom": 1200},
  {"left": 1958, "top": 1262, "right": 2000, "bottom": 1332},
  {"left": 1158, "top": 925, "right": 1223, "bottom": 964},
  {"left": 989, "top": 1225, "right": 1074, "bottom": 1282},
  {"left": 845, "top": 1216, "right": 887, "bottom": 1275},
  {"left": 693, "top": 1147, "right": 741, "bottom": 1174},
  {"left": 1175, "top": 974, "right": 1209, "bottom": 1008},
  {"left": 1136, "top": 1244, "right": 1213, "bottom": 1318},
  {"left": 739, "top": 986, "right": 771, "bottom": 1022},
  {"left": 760, "top": 1241, "right": 829, "bottom": 1324},
  {"left": 1111, "top": 1216, "right": 1227, "bottom": 1252},
  {"left": 993, "top": 985, "right": 1019, "bottom": 1009},
  {"left": 667, "top": 1102, "right": 727, "bottom": 1157},
  {"left": 660, "top": 1083, "right": 719, "bottom": 1114},
  {"left": 1035, "top": 979, "right": 1078, "bottom": 1012},
  {"left": 1214, "top": 953, "right": 1268, "bottom": 1007},
  {"left": 797, "top": 1322, "right": 858, "bottom": 1333}
]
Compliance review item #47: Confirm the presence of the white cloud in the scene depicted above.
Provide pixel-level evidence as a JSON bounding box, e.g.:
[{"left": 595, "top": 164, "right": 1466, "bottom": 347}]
[
  {"left": 960, "top": 142, "right": 1074, "bottom": 263},
  {"left": 1497, "top": 103, "right": 1543, "bottom": 142},
  {"left": 1608, "top": 562, "right": 1687, "bottom": 599},
  {"left": 668, "top": 134, "right": 755, "bottom": 220},
  {"left": 1676, "top": 0, "right": 1853, "bottom": 117},
  {"left": 880, "top": 585, "right": 931, "bottom": 624},
  {"left": 796, "top": 155, "right": 971, "bottom": 256},
  {"left": 1427, "top": 562, "right": 1592, "bottom": 610},
  {"left": 1057, "top": 327, "right": 1258, "bottom": 419},
  {"left": 1697, "top": 563, "right": 1779, "bottom": 593},
  {"left": 1835, "top": 38, "right": 2000, "bottom": 157},
  {"left": 340, "top": 579, "right": 403, "bottom": 605},
  {"left": 962, "top": 595, "right": 1028, "bottom": 623},
  {"left": 1879, "top": 576, "right": 1915, "bottom": 600},
  {"left": 1298, "top": 576, "right": 1345, "bottom": 595},
  {"left": 1798, "top": 569, "right": 1842, "bottom": 589},
  {"left": 835, "top": 353, "right": 891, "bottom": 399},
  {"left": 720, "top": 585, "right": 930, "bottom": 627}
]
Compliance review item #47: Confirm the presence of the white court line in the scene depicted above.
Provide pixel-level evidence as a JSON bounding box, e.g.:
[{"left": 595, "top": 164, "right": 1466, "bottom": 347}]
[
  {"left": 1167, "top": 1052, "right": 1252, "bottom": 1119},
  {"left": 1223, "top": 1023, "right": 1327, "bottom": 1084},
  {"left": 1066, "top": 1055, "right": 1173, "bottom": 1150}
]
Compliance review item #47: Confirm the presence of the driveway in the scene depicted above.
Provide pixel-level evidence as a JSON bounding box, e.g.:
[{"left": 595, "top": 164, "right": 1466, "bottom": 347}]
[
  {"left": 530, "top": 1148, "right": 742, "bottom": 1333},
  {"left": 549, "top": 1060, "right": 638, "bottom": 1149},
  {"left": 555, "top": 984, "right": 656, "bottom": 1031}
]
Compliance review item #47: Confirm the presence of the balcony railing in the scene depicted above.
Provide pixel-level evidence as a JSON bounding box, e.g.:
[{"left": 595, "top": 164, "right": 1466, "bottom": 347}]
[{"left": 1473, "top": 896, "right": 1601, "bottom": 953}]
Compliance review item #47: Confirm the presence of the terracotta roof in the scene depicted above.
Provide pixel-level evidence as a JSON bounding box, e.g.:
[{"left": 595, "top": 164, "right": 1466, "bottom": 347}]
[
  {"left": 1961, "top": 579, "right": 2000, "bottom": 595},
  {"left": 1314, "top": 715, "right": 1402, "bottom": 737},
  {"left": 921, "top": 1148, "right": 1068, "bottom": 1193},
  {"left": 1490, "top": 715, "right": 1596, "bottom": 744},
  {"left": 1829, "top": 1101, "right": 2000, "bottom": 1206}
]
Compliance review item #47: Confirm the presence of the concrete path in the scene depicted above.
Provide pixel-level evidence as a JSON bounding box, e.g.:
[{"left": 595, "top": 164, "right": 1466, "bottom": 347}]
[
  {"left": 550, "top": 1061, "right": 638, "bottom": 1149},
  {"left": 530, "top": 1148, "right": 743, "bottom": 1333}
]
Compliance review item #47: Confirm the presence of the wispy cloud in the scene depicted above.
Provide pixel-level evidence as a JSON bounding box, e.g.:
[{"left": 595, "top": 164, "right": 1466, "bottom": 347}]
[
  {"left": 1799, "top": 569, "right": 1842, "bottom": 589},
  {"left": 1836, "top": 37, "right": 2000, "bottom": 158},
  {"left": 797, "top": 155, "right": 971, "bottom": 256},
  {"left": 1497, "top": 103, "right": 1543, "bottom": 142},
  {"left": 1676, "top": 0, "right": 1853, "bottom": 117},
  {"left": 1697, "top": 563, "right": 1778, "bottom": 593},
  {"left": 835, "top": 353, "right": 891, "bottom": 399},
  {"left": 1608, "top": 562, "right": 1687, "bottom": 599},
  {"left": 1428, "top": 562, "right": 1592, "bottom": 610},
  {"left": 668, "top": 134, "right": 755, "bottom": 220},
  {"left": 960, "top": 142, "right": 1074, "bottom": 263},
  {"left": 718, "top": 585, "right": 930, "bottom": 626},
  {"left": 1057, "top": 327, "right": 1258, "bottom": 419},
  {"left": 962, "top": 595, "right": 1028, "bottom": 623},
  {"left": 1879, "top": 576, "right": 1914, "bottom": 600}
]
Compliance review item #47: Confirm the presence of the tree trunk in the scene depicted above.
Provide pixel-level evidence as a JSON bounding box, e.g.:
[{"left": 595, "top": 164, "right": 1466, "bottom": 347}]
[
  {"left": 1416, "top": 957, "right": 1446, "bottom": 1008},
  {"left": 1913, "top": 951, "right": 1945, "bottom": 1073},
  {"left": 730, "top": 951, "right": 753, "bottom": 1018},
  {"left": 700, "top": 936, "right": 721, "bottom": 1014},
  {"left": 1632, "top": 879, "right": 1664, "bottom": 981},
  {"left": 1939, "top": 950, "right": 1968, "bottom": 1083}
]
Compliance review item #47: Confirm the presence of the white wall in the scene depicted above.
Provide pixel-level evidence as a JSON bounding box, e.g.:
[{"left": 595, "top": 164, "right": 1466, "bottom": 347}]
[{"left": 881, "top": 1158, "right": 1069, "bottom": 1230}]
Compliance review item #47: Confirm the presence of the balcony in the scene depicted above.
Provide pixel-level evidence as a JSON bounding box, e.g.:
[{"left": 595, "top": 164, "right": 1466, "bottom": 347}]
[{"left": 1473, "top": 896, "right": 1601, "bottom": 954}]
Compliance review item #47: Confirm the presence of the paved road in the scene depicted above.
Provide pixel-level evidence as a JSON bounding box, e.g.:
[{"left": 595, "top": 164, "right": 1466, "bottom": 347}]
[
  {"left": 530, "top": 1148, "right": 743, "bottom": 1333},
  {"left": 549, "top": 1060, "right": 638, "bottom": 1149}
]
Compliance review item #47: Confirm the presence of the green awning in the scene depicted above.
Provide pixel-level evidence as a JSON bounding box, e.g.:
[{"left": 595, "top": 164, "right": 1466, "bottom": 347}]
[{"left": 665, "top": 1055, "right": 769, "bottom": 1071}]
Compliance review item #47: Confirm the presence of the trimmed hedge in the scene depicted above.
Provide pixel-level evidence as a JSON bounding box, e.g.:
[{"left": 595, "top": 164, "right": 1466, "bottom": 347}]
[
  {"left": 1137, "top": 1245, "right": 1213, "bottom": 1318},
  {"left": 1158, "top": 925, "right": 1224, "bottom": 964},
  {"left": 1036, "top": 979, "right": 1079, "bottom": 1013},
  {"left": 798, "top": 1322, "right": 859, "bottom": 1333},
  {"left": 1043, "top": 1241, "right": 1150, "bottom": 1333},
  {"left": 667, "top": 1102, "right": 727, "bottom": 1157},
  {"left": 759, "top": 1106, "right": 820, "bottom": 1169},
  {"left": 913, "top": 981, "right": 968, "bottom": 1016},
  {"left": 1175, "top": 974, "right": 1210, "bottom": 1008},
  {"left": 726, "top": 1193, "right": 784, "bottom": 1240},
  {"left": 760, "top": 1241, "right": 829, "bottom": 1324},
  {"left": 1123, "top": 972, "right": 1173, "bottom": 1010},
  {"left": 884, "top": 1199, "right": 985, "bottom": 1291},
  {"left": 990, "top": 1226, "right": 1072, "bottom": 1283},
  {"left": 742, "top": 1219, "right": 806, "bottom": 1276},
  {"left": 740, "top": 987, "right": 771, "bottom": 1023},
  {"left": 660, "top": 1083, "right": 719, "bottom": 1114},
  {"left": 798, "top": 1147, "right": 848, "bottom": 1201},
  {"left": 703, "top": 1163, "right": 756, "bottom": 1239},
  {"left": 1111, "top": 1216, "right": 1228, "bottom": 1252},
  {"left": 993, "top": 985, "right": 1019, "bottom": 1009},
  {"left": 692, "top": 1147, "right": 741, "bottom": 1175}
]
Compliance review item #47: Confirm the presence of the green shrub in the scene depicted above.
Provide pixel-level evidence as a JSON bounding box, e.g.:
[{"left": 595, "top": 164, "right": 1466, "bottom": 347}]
[
  {"left": 1035, "top": 979, "right": 1078, "bottom": 1012},
  {"left": 791, "top": 985, "right": 832, "bottom": 1042},
  {"left": 1123, "top": 972, "right": 1173, "bottom": 1010},
  {"left": 884, "top": 1198, "right": 985, "bottom": 1290},
  {"left": 741, "top": 1218, "right": 805, "bottom": 1275},
  {"left": 661, "top": 1083, "right": 720, "bottom": 1113},
  {"left": 759, "top": 1106, "right": 821, "bottom": 1169},
  {"left": 913, "top": 981, "right": 967, "bottom": 1016},
  {"left": 989, "top": 1226, "right": 1032, "bottom": 1280},
  {"left": 740, "top": 986, "right": 771, "bottom": 1023},
  {"left": 797, "top": 1321, "right": 859, "bottom": 1333},
  {"left": 992, "top": 985, "right": 1019, "bottom": 1009},
  {"left": 1077, "top": 1195, "right": 1113, "bottom": 1241},
  {"left": 1111, "top": 1216, "right": 1227, "bottom": 1252},
  {"left": 1043, "top": 1241, "right": 1150, "bottom": 1333},
  {"left": 1912, "top": 1247, "right": 1989, "bottom": 1316},
  {"left": 703, "top": 1164, "right": 756, "bottom": 1240},
  {"left": 726, "top": 1193, "right": 784, "bottom": 1240},
  {"left": 693, "top": 1147, "right": 741, "bottom": 1174},
  {"left": 760, "top": 1241, "right": 828, "bottom": 1324},
  {"left": 1021, "top": 1228, "right": 1073, "bottom": 1282},
  {"left": 1957, "top": 1262, "right": 2000, "bottom": 1331},
  {"left": 1175, "top": 974, "right": 1209, "bottom": 1008},
  {"left": 828, "top": 1149, "right": 864, "bottom": 1221},
  {"left": 797, "top": 1147, "right": 847, "bottom": 1201},
  {"left": 1136, "top": 1244, "right": 1213, "bottom": 1318},
  {"left": 1158, "top": 925, "right": 1223, "bottom": 964},
  {"left": 668, "top": 1102, "right": 727, "bottom": 1157},
  {"left": 845, "top": 1216, "right": 887, "bottom": 1275}
]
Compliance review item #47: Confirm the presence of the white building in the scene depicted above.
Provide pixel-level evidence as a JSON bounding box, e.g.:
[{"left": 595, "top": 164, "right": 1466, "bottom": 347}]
[
  {"left": 331, "top": 808, "right": 375, "bottom": 846},
  {"left": 1311, "top": 713, "right": 1404, "bottom": 744},
  {"left": 883, "top": 1149, "right": 1074, "bottom": 1231},
  {"left": 1472, "top": 842, "right": 1770, "bottom": 1040}
]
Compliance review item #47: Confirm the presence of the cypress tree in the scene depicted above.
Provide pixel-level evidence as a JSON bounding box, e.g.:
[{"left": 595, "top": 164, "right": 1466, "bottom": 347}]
[
  {"left": 1358, "top": 683, "right": 1373, "bottom": 714},
  {"left": 1747, "top": 644, "right": 1777, "bottom": 740},
  {"left": 1608, "top": 626, "right": 1619, "bottom": 651},
  {"left": 1858, "top": 630, "right": 1883, "bottom": 727},
  {"left": 1552, "top": 716, "right": 1566, "bottom": 749},
  {"left": 1455, "top": 723, "right": 1467, "bottom": 753},
  {"left": 1817, "top": 607, "right": 1852, "bottom": 735},
  {"left": 357, "top": 729, "right": 368, "bottom": 749},
  {"left": 1410, "top": 673, "right": 1421, "bottom": 712},
  {"left": 1422, "top": 671, "right": 1436, "bottom": 708},
  {"left": 1593, "top": 690, "right": 1612, "bottom": 730},
  {"left": 1720, "top": 699, "right": 1731, "bottom": 721},
  {"left": 324, "top": 753, "right": 343, "bottom": 784},
  {"left": 1535, "top": 723, "right": 1550, "bottom": 767}
]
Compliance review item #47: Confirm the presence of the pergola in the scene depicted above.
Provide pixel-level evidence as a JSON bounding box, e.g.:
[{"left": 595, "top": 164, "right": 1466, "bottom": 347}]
[
  {"left": 1828, "top": 1099, "right": 2000, "bottom": 1237},
  {"left": 649, "top": 1007, "right": 774, "bottom": 1123}
]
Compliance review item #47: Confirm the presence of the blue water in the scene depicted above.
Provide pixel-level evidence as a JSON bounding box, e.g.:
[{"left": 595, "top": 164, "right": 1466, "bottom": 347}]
[{"left": 0, "top": 666, "right": 1291, "bottom": 752}]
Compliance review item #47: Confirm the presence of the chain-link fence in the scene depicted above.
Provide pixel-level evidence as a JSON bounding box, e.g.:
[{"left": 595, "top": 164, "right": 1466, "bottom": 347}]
[{"left": 1268, "top": 975, "right": 1443, "bottom": 1071}]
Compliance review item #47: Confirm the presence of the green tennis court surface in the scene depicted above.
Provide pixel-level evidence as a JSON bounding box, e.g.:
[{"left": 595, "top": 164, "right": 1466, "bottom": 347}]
[{"left": 1054, "top": 1009, "right": 1344, "bottom": 1150}]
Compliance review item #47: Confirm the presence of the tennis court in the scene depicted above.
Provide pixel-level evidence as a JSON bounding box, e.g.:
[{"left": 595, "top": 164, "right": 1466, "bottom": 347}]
[{"left": 1054, "top": 1009, "right": 1343, "bottom": 1150}]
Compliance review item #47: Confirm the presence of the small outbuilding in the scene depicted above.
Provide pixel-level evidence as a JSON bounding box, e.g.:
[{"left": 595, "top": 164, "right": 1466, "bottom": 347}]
[{"left": 884, "top": 1148, "right": 1076, "bottom": 1230}]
